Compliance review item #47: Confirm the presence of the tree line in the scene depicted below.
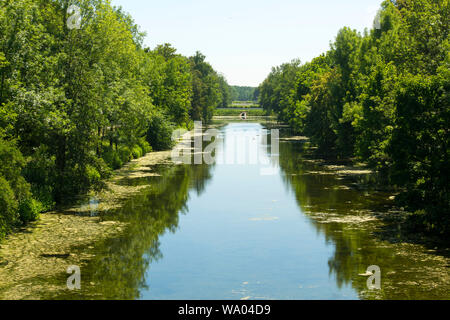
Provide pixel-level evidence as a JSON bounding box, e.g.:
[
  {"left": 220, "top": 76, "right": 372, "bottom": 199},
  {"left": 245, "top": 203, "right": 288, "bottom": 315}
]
[
  {"left": 230, "top": 86, "right": 258, "bottom": 102},
  {"left": 0, "top": 0, "right": 231, "bottom": 240},
  {"left": 258, "top": 0, "right": 449, "bottom": 235}
]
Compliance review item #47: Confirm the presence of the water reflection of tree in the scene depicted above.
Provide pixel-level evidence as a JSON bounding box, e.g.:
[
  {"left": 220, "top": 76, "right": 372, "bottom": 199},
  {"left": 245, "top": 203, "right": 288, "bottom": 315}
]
[
  {"left": 277, "top": 141, "right": 397, "bottom": 300},
  {"left": 59, "top": 163, "right": 214, "bottom": 300}
]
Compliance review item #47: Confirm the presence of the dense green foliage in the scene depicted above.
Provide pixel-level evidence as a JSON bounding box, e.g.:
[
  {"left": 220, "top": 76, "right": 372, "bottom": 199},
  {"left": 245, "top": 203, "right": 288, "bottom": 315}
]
[
  {"left": 230, "top": 86, "right": 258, "bottom": 102},
  {"left": 0, "top": 176, "right": 17, "bottom": 239},
  {"left": 259, "top": 0, "right": 449, "bottom": 235},
  {"left": 0, "top": 0, "right": 230, "bottom": 240},
  {"left": 189, "top": 51, "right": 230, "bottom": 122}
]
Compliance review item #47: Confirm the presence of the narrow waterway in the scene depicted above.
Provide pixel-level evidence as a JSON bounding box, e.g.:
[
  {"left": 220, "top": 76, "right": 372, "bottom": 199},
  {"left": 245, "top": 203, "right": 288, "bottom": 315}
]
[{"left": 39, "top": 121, "right": 450, "bottom": 300}]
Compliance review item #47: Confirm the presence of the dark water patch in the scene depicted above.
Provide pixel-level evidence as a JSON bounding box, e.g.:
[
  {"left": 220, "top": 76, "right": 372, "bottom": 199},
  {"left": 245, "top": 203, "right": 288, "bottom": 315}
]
[{"left": 40, "top": 253, "right": 71, "bottom": 259}]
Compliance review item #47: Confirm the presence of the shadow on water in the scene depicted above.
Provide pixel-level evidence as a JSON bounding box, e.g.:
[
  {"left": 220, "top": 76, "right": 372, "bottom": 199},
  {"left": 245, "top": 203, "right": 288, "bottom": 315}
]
[{"left": 47, "top": 156, "right": 215, "bottom": 300}]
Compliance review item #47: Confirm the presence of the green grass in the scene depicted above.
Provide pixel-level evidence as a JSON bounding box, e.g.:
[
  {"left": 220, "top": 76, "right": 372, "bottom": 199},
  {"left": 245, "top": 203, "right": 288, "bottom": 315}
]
[
  {"left": 229, "top": 101, "right": 260, "bottom": 108},
  {"left": 214, "top": 108, "right": 268, "bottom": 117}
]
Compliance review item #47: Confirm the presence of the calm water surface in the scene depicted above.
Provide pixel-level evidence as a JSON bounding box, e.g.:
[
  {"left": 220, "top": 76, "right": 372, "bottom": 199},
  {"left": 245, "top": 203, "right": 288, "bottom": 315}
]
[{"left": 53, "top": 122, "right": 449, "bottom": 300}]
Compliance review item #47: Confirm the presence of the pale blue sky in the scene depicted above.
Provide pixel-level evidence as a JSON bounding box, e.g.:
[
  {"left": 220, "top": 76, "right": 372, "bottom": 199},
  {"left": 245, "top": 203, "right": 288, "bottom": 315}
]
[{"left": 112, "top": 0, "right": 383, "bottom": 86}]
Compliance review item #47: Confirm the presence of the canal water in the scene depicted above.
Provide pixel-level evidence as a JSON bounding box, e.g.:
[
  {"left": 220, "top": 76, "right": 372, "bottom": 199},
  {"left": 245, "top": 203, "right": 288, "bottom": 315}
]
[{"left": 53, "top": 121, "right": 450, "bottom": 300}]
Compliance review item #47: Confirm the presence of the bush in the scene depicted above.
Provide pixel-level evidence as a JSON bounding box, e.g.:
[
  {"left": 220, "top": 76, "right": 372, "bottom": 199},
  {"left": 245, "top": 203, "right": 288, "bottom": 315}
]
[
  {"left": 103, "top": 142, "right": 150, "bottom": 170},
  {"left": 0, "top": 137, "right": 31, "bottom": 201},
  {"left": 131, "top": 145, "right": 143, "bottom": 159},
  {"left": 103, "top": 146, "right": 133, "bottom": 170},
  {"left": 146, "top": 113, "right": 175, "bottom": 151},
  {"left": 0, "top": 176, "right": 19, "bottom": 239},
  {"left": 102, "top": 149, "right": 123, "bottom": 170},
  {"left": 137, "top": 139, "right": 152, "bottom": 154},
  {"left": 18, "top": 198, "right": 41, "bottom": 224},
  {"left": 86, "top": 164, "right": 102, "bottom": 186},
  {"left": 23, "top": 146, "right": 56, "bottom": 211},
  {"left": 31, "top": 186, "right": 54, "bottom": 213},
  {"left": 119, "top": 146, "right": 132, "bottom": 163}
]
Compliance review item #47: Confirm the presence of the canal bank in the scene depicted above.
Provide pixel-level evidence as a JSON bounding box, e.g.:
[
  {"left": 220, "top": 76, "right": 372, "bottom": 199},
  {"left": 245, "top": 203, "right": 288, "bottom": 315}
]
[{"left": 0, "top": 148, "right": 179, "bottom": 299}]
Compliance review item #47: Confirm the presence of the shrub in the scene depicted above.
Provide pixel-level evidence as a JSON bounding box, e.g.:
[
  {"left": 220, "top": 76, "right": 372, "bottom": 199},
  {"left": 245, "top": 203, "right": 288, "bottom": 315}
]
[
  {"left": 103, "top": 146, "right": 133, "bottom": 169},
  {"left": 86, "top": 164, "right": 101, "bottom": 186},
  {"left": 102, "top": 149, "right": 123, "bottom": 170},
  {"left": 146, "top": 113, "right": 175, "bottom": 151},
  {"left": 131, "top": 145, "right": 143, "bottom": 159},
  {"left": 18, "top": 198, "right": 42, "bottom": 224},
  {"left": 0, "top": 137, "right": 31, "bottom": 201},
  {"left": 23, "top": 146, "right": 56, "bottom": 211},
  {"left": 0, "top": 176, "right": 19, "bottom": 239},
  {"left": 31, "top": 186, "right": 54, "bottom": 213},
  {"left": 137, "top": 139, "right": 152, "bottom": 154},
  {"left": 112, "top": 154, "right": 123, "bottom": 170},
  {"left": 119, "top": 146, "right": 132, "bottom": 163}
]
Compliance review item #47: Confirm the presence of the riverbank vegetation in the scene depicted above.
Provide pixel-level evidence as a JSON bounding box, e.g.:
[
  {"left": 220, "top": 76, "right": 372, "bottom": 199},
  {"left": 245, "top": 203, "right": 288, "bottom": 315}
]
[
  {"left": 214, "top": 108, "right": 268, "bottom": 117},
  {"left": 0, "top": 0, "right": 231, "bottom": 240},
  {"left": 258, "top": 0, "right": 449, "bottom": 235},
  {"left": 228, "top": 102, "right": 260, "bottom": 108},
  {"left": 230, "top": 86, "right": 259, "bottom": 102}
]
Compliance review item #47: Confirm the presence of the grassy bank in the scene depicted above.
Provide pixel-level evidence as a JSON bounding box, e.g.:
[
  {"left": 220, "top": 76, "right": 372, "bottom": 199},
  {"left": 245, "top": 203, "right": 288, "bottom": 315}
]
[
  {"left": 229, "top": 101, "right": 260, "bottom": 108},
  {"left": 214, "top": 108, "right": 268, "bottom": 117}
]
